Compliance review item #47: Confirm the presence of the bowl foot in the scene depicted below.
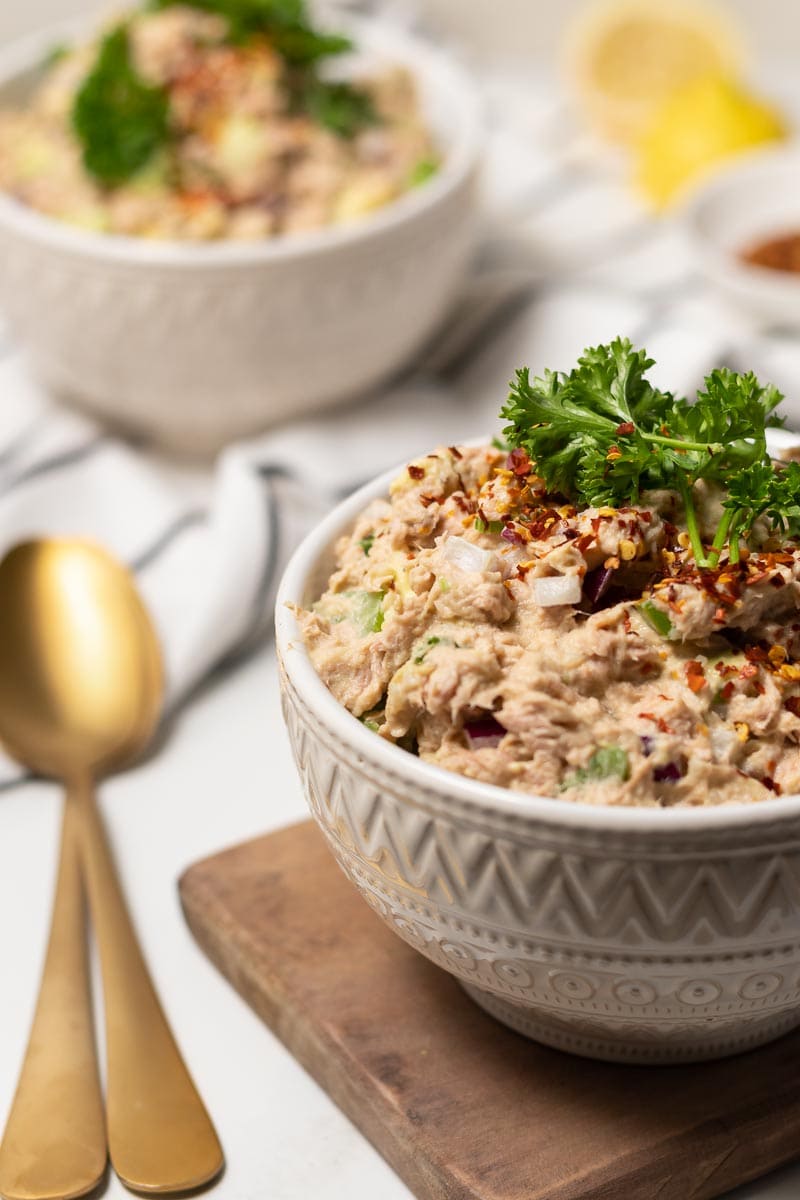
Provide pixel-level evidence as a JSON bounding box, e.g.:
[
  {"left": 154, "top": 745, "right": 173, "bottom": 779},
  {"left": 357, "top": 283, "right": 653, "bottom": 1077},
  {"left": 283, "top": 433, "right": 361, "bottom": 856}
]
[{"left": 460, "top": 981, "right": 800, "bottom": 1064}]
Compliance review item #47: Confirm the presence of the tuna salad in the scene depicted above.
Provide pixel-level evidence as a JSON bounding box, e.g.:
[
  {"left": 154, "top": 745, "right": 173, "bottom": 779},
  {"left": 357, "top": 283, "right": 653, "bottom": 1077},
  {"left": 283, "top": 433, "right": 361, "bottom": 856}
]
[
  {"left": 297, "top": 339, "right": 800, "bottom": 807},
  {"left": 0, "top": 1, "right": 437, "bottom": 240}
]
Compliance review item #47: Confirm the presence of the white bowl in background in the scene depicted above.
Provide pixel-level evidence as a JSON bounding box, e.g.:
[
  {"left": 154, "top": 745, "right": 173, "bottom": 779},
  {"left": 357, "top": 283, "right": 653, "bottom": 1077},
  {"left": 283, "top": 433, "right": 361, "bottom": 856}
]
[
  {"left": 276, "top": 433, "right": 800, "bottom": 1065},
  {"left": 0, "top": 16, "right": 482, "bottom": 455},
  {"left": 683, "top": 144, "right": 800, "bottom": 332}
]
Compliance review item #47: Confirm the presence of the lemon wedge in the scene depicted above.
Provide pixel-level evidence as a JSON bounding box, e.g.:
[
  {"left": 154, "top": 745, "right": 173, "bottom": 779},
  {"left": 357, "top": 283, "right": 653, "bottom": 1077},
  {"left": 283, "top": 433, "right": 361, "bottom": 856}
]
[
  {"left": 635, "top": 74, "right": 786, "bottom": 208},
  {"left": 564, "top": 0, "right": 744, "bottom": 142}
]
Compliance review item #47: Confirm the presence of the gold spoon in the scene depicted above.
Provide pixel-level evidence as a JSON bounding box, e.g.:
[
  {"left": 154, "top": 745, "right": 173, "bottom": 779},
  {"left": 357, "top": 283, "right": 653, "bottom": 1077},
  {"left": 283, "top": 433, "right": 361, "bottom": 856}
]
[{"left": 0, "top": 540, "right": 224, "bottom": 1198}]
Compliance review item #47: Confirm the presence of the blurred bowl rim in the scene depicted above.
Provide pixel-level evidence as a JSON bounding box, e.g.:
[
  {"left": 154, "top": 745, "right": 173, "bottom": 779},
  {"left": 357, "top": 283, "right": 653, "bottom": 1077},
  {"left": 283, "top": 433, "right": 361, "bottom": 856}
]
[
  {"left": 276, "top": 430, "right": 800, "bottom": 836},
  {"left": 0, "top": 9, "right": 483, "bottom": 266}
]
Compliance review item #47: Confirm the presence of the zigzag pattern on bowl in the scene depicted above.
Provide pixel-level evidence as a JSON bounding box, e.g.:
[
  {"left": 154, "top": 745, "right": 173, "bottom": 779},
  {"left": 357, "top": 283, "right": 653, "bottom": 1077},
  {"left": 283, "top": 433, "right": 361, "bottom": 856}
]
[
  {"left": 460, "top": 985, "right": 800, "bottom": 1064},
  {"left": 280, "top": 663, "right": 800, "bottom": 1060}
]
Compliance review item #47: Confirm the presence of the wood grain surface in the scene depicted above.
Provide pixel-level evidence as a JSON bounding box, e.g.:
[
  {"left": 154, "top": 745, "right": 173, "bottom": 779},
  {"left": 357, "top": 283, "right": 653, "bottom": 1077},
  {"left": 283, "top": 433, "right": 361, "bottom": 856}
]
[{"left": 179, "top": 820, "right": 800, "bottom": 1200}]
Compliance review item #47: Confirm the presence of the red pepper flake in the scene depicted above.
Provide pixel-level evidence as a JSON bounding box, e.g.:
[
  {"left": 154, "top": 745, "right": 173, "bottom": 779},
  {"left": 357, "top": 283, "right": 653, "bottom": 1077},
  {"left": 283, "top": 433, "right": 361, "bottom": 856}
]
[
  {"left": 786, "top": 697, "right": 800, "bottom": 717},
  {"left": 739, "top": 663, "right": 759, "bottom": 679},
  {"left": 713, "top": 607, "right": 727, "bottom": 624},
  {"left": 744, "top": 645, "right": 769, "bottom": 663},
  {"left": 762, "top": 777, "right": 782, "bottom": 794},
  {"left": 615, "top": 421, "right": 635, "bottom": 436},
  {"left": 639, "top": 712, "right": 675, "bottom": 734},
  {"left": 606, "top": 445, "right": 622, "bottom": 461},
  {"left": 754, "top": 682, "right": 766, "bottom": 695},
  {"left": 575, "top": 533, "right": 595, "bottom": 554},
  {"left": 506, "top": 448, "right": 531, "bottom": 477},
  {"left": 685, "top": 660, "right": 707, "bottom": 693},
  {"left": 721, "top": 681, "right": 735, "bottom": 701},
  {"left": 419, "top": 494, "right": 439, "bottom": 508},
  {"left": 408, "top": 465, "right": 425, "bottom": 480},
  {"left": 448, "top": 445, "right": 463, "bottom": 459}
]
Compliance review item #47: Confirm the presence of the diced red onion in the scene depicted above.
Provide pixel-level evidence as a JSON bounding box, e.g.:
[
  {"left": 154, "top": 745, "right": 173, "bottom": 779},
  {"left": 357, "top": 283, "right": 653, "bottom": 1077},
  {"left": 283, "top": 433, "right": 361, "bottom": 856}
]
[
  {"left": 583, "top": 566, "right": 614, "bottom": 606},
  {"left": 506, "top": 448, "right": 531, "bottom": 476},
  {"left": 531, "top": 574, "right": 582, "bottom": 607},
  {"left": 442, "top": 536, "right": 496, "bottom": 574},
  {"left": 465, "top": 715, "right": 506, "bottom": 748},
  {"left": 653, "top": 757, "right": 687, "bottom": 783}
]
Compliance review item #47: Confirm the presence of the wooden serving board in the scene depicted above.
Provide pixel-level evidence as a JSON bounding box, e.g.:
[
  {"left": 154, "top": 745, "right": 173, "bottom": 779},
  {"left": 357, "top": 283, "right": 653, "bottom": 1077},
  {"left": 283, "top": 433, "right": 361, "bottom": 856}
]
[{"left": 179, "top": 821, "right": 800, "bottom": 1200}]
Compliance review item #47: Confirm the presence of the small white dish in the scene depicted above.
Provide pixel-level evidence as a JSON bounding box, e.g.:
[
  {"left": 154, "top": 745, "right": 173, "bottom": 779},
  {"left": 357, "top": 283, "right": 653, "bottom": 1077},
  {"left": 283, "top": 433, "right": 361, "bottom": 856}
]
[
  {"left": 0, "top": 14, "right": 482, "bottom": 456},
  {"left": 683, "top": 144, "right": 800, "bottom": 332}
]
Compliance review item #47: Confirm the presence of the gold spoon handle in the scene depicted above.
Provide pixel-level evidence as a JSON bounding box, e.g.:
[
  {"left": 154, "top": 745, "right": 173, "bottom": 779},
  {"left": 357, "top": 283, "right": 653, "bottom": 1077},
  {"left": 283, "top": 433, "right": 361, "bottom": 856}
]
[
  {"left": 72, "top": 777, "right": 224, "bottom": 1195},
  {"left": 0, "top": 796, "right": 106, "bottom": 1200}
]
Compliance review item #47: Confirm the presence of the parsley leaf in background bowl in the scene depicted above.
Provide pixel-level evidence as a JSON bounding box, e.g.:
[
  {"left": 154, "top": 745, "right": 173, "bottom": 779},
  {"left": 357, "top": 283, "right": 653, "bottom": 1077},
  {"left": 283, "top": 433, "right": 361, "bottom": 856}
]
[{"left": 73, "top": 25, "right": 170, "bottom": 186}]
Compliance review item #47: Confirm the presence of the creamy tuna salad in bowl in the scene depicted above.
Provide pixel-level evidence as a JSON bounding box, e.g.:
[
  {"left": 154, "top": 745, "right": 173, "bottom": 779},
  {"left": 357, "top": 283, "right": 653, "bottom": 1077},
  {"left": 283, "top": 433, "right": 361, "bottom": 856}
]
[
  {"left": 277, "top": 340, "right": 800, "bottom": 1063},
  {"left": 0, "top": 4, "right": 479, "bottom": 451}
]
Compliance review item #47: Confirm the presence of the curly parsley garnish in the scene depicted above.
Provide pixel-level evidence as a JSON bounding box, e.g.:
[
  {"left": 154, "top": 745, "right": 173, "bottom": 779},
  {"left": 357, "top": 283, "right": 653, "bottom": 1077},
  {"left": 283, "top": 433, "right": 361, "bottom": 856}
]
[
  {"left": 300, "top": 79, "right": 378, "bottom": 139},
  {"left": 72, "top": 25, "right": 170, "bottom": 186},
  {"left": 501, "top": 337, "right": 795, "bottom": 568},
  {"left": 150, "top": 0, "right": 352, "bottom": 62},
  {"left": 73, "top": 2, "right": 376, "bottom": 184},
  {"left": 151, "top": 0, "right": 376, "bottom": 136}
]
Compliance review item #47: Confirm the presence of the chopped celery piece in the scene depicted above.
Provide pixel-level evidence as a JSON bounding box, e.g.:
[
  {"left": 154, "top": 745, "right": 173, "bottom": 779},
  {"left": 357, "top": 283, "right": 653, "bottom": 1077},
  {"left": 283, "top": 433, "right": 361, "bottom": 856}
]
[
  {"left": 408, "top": 157, "right": 438, "bottom": 187},
  {"left": 563, "top": 745, "right": 630, "bottom": 790},
  {"left": 637, "top": 600, "right": 673, "bottom": 637},
  {"left": 349, "top": 589, "right": 385, "bottom": 634},
  {"left": 413, "top": 635, "right": 442, "bottom": 664}
]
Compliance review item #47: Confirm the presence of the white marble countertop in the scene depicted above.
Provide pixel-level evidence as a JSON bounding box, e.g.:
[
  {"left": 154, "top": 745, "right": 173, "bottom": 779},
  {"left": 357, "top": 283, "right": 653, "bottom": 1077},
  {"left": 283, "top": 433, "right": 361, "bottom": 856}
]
[{"left": 0, "top": 644, "right": 798, "bottom": 1200}]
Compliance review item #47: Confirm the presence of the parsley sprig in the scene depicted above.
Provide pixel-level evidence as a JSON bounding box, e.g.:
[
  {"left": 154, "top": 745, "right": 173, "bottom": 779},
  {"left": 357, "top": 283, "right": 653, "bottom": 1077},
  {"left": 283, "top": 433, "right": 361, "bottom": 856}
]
[
  {"left": 72, "top": 25, "right": 170, "bottom": 186},
  {"left": 150, "top": 0, "right": 377, "bottom": 136},
  {"left": 299, "top": 78, "right": 378, "bottom": 139},
  {"left": 501, "top": 338, "right": 796, "bottom": 567},
  {"left": 72, "top": 1, "right": 375, "bottom": 187},
  {"left": 149, "top": 0, "right": 352, "bottom": 63}
]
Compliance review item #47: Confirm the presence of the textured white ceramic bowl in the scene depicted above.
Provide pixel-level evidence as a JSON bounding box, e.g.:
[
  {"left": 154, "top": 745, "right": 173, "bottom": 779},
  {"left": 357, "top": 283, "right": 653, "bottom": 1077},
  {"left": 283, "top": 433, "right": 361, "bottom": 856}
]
[
  {"left": 684, "top": 144, "right": 800, "bottom": 332},
  {"left": 276, "top": 433, "right": 800, "bottom": 1064},
  {"left": 0, "top": 16, "right": 481, "bottom": 455}
]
